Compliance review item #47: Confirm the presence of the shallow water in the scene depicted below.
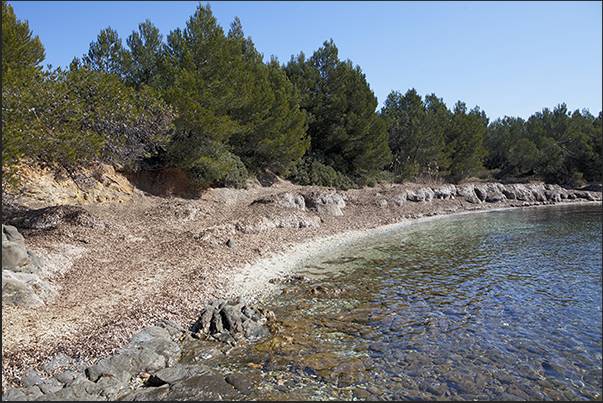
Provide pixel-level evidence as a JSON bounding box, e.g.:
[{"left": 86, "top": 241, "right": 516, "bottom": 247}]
[{"left": 206, "top": 203, "right": 603, "bottom": 400}]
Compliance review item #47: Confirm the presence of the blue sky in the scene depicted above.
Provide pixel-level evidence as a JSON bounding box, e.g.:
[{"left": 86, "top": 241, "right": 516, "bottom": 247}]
[{"left": 8, "top": 1, "right": 602, "bottom": 122}]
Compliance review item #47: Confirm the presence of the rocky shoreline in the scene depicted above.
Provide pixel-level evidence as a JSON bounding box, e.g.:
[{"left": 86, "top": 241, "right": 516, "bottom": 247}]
[{"left": 2, "top": 170, "right": 601, "bottom": 399}]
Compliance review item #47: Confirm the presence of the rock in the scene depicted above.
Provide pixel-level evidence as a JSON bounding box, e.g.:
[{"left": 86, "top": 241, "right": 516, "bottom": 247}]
[
  {"left": 392, "top": 192, "right": 406, "bottom": 206},
  {"left": 256, "top": 170, "right": 281, "bottom": 187},
  {"left": 277, "top": 192, "right": 306, "bottom": 210},
  {"left": 475, "top": 183, "right": 506, "bottom": 203},
  {"left": 235, "top": 213, "right": 320, "bottom": 234},
  {"left": 85, "top": 326, "right": 178, "bottom": 384},
  {"left": 456, "top": 184, "right": 481, "bottom": 203},
  {"left": 20, "top": 368, "right": 45, "bottom": 387},
  {"left": 7, "top": 205, "right": 98, "bottom": 230},
  {"left": 2, "top": 270, "right": 57, "bottom": 307},
  {"left": 2, "top": 224, "right": 25, "bottom": 244},
  {"left": 303, "top": 190, "right": 346, "bottom": 216},
  {"left": 251, "top": 192, "right": 306, "bottom": 210},
  {"left": 406, "top": 187, "right": 434, "bottom": 202},
  {"left": 307, "top": 285, "right": 345, "bottom": 296},
  {"left": 226, "top": 238, "right": 236, "bottom": 249},
  {"left": 473, "top": 185, "right": 487, "bottom": 202},
  {"left": 433, "top": 185, "right": 456, "bottom": 200},
  {"left": 148, "top": 364, "right": 212, "bottom": 386},
  {"left": 37, "top": 377, "right": 64, "bottom": 394},
  {"left": 125, "top": 326, "right": 182, "bottom": 360},
  {"left": 41, "top": 353, "right": 78, "bottom": 373},
  {"left": 20, "top": 385, "right": 43, "bottom": 400},
  {"left": 225, "top": 372, "right": 254, "bottom": 395},
  {"left": 2, "top": 225, "right": 43, "bottom": 275},
  {"left": 353, "top": 388, "right": 370, "bottom": 399},
  {"left": 155, "top": 319, "right": 186, "bottom": 338},
  {"left": 190, "top": 298, "right": 272, "bottom": 345},
  {"left": 53, "top": 370, "right": 78, "bottom": 385},
  {"left": 119, "top": 383, "right": 171, "bottom": 401},
  {"left": 163, "top": 373, "right": 240, "bottom": 401},
  {"left": 1, "top": 387, "right": 26, "bottom": 400}
]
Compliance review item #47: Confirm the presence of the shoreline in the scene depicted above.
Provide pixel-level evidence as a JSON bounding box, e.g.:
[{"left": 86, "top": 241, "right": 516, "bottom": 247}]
[
  {"left": 2, "top": 177, "right": 601, "bottom": 393},
  {"left": 219, "top": 199, "right": 601, "bottom": 302}
]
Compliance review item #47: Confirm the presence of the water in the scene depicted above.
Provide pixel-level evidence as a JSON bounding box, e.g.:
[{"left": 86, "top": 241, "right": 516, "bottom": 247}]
[{"left": 204, "top": 203, "right": 603, "bottom": 400}]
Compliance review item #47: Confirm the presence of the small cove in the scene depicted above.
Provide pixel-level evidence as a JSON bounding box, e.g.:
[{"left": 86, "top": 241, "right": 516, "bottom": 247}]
[{"left": 203, "top": 203, "right": 602, "bottom": 400}]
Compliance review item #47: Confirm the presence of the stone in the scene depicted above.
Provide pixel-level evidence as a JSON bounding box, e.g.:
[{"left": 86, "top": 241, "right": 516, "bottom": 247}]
[
  {"left": 37, "top": 377, "right": 64, "bottom": 394},
  {"left": 303, "top": 191, "right": 346, "bottom": 216},
  {"left": 2, "top": 270, "right": 57, "bottom": 307},
  {"left": 433, "top": 185, "right": 456, "bottom": 200},
  {"left": 190, "top": 298, "right": 272, "bottom": 345},
  {"left": 392, "top": 192, "right": 406, "bottom": 206},
  {"left": 2, "top": 226, "right": 31, "bottom": 271},
  {"left": 7, "top": 205, "right": 98, "bottom": 230},
  {"left": 1, "top": 387, "right": 26, "bottom": 400},
  {"left": 456, "top": 184, "right": 481, "bottom": 203},
  {"left": 41, "top": 353, "right": 77, "bottom": 373},
  {"left": 225, "top": 372, "right": 254, "bottom": 395},
  {"left": 20, "top": 368, "right": 45, "bottom": 387},
  {"left": 164, "top": 373, "right": 240, "bottom": 401},
  {"left": 155, "top": 319, "right": 186, "bottom": 339},
  {"left": 148, "top": 364, "right": 212, "bottom": 386},
  {"left": 276, "top": 192, "right": 306, "bottom": 210},
  {"left": 406, "top": 187, "right": 434, "bottom": 202}
]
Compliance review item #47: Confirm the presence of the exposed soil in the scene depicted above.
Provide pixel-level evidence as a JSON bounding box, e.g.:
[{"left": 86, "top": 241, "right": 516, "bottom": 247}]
[{"left": 1, "top": 167, "right": 599, "bottom": 392}]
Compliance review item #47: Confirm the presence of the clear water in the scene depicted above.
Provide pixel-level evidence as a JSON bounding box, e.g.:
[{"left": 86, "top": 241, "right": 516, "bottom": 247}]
[{"left": 208, "top": 203, "right": 603, "bottom": 400}]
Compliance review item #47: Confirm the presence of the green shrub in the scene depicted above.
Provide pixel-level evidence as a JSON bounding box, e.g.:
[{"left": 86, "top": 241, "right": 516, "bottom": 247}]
[{"left": 286, "top": 156, "right": 356, "bottom": 190}]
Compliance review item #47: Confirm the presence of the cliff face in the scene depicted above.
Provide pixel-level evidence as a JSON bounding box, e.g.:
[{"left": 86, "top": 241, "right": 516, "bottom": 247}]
[{"left": 4, "top": 162, "right": 137, "bottom": 208}]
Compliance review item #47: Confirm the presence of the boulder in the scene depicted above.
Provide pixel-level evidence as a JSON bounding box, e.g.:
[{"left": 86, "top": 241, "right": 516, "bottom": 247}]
[
  {"left": 7, "top": 205, "right": 98, "bottom": 230},
  {"left": 433, "top": 185, "right": 456, "bottom": 200},
  {"left": 190, "top": 298, "right": 273, "bottom": 345},
  {"left": 392, "top": 192, "right": 407, "bottom": 207},
  {"left": 2, "top": 270, "right": 57, "bottom": 307},
  {"left": 475, "top": 184, "right": 506, "bottom": 203},
  {"left": 406, "top": 187, "right": 434, "bottom": 202},
  {"left": 2, "top": 225, "right": 43, "bottom": 274},
  {"left": 277, "top": 192, "right": 306, "bottom": 210},
  {"left": 303, "top": 190, "right": 346, "bottom": 216},
  {"left": 455, "top": 185, "right": 481, "bottom": 203}
]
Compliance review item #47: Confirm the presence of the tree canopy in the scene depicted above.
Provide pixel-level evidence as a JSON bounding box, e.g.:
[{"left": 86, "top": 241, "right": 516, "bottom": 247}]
[{"left": 3, "top": 1, "right": 601, "bottom": 191}]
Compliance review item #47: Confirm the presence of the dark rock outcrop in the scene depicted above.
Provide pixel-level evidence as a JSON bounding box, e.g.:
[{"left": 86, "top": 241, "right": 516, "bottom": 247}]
[
  {"left": 2, "top": 299, "right": 274, "bottom": 401},
  {"left": 6, "top": 205, "right": 99, "bottom": 230},
  {"left": 190, "top": 298, "right": 273, "bottom": 346}
]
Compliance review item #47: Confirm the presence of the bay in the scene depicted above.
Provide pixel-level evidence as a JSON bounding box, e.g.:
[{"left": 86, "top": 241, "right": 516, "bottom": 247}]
[{"left": 203, "top": 203, "right": 603, "bottom": 400}]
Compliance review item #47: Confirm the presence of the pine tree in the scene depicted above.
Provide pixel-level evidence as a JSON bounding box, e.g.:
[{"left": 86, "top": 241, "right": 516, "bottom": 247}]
[
  {"left": 81, "top": 27, "right": 127, "bottom": 77},
  {"left": 123, "top": 19, "right": 164, "bottom": 89},
  {"left": 285, "top": 39, "right": 390, "bottom": 184},
  {"left": 445, "top": 101, "right": 487, "bottom": 183}
]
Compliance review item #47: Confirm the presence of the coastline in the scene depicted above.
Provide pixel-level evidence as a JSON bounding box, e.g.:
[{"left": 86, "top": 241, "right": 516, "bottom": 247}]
[
  {"left": 2, "top": 175, "right": 601, "bottom": 393},
  {"left": 226, "top": 200, "right": 602, "bottom": 302}
]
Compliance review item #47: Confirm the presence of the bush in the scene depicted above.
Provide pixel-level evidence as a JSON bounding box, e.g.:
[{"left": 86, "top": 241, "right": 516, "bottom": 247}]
[
  {"left": 286, "top": 156, "right": 356, "bottom": 190},
  {"left": 181, "top": 143, "right": 249, "bottom": 189}
]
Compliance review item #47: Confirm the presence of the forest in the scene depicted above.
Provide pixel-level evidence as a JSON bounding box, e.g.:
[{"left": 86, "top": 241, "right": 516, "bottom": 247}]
[{"left": 3, "top": 1, "right": 602, "bottom": 192}]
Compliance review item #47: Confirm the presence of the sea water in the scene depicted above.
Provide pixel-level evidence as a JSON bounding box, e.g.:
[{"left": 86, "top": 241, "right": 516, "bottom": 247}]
[{"left": 199, "top": 203, "right": 603, "bottom": 400}]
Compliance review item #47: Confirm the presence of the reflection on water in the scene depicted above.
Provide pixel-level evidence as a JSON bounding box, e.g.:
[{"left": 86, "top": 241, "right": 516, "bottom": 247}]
[{"left": 212, "top": 204, "right": 603, "bottom": 400}]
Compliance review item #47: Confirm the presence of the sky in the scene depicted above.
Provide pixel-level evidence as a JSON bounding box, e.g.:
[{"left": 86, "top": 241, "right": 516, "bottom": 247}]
[{"left": 8, "top": 1, "right": 603, "bottom": 122}]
